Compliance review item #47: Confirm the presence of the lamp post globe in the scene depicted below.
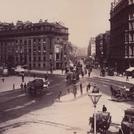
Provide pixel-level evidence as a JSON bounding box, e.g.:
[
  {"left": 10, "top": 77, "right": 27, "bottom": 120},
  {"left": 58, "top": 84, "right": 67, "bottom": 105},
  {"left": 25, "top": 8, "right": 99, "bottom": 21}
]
[{"left": 88, "top": 92, "right": 102, "bottom": 134}]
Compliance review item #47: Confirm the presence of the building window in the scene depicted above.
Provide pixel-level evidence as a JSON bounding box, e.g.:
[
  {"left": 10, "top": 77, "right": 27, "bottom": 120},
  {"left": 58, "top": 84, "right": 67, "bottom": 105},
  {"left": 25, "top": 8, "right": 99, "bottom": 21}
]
[
  {"left": 24, "top": 40, "right": 27, "bottom": 45},
  {"left": 33, "top": 63, "right": 35, "bottom": 67},
  {"left": 33, "top": 52, "right": 36, "bottom": 55},
  {"left": 43, "top": 38, "right": 46, "bottom": 42},
  {"left": 43, "top": 63, "right": 45, "bottom": 67},
  {"left": 43, "top": 56, "right": 46, "bottom": 61},
  {"left": 43, "top": 46, "right": 46, "bottom": 51},
  {"left": 56, "top": 53, "right": 60, "bottom": 60},
  {"left": 29, "top": 40, "right": 31, "bottom": 44},
  {"left": 34, "top": 57, "right": 36, "bottom": 61},
  {"left": 20, "top": 40, "right": 22, "bottom": 43},
  {"left": 29, "top": 57, "right": 31, "bottom": 61},
  {"left": 38, "top": 46, "right": 41, "bottom": 50},
  {"left": 29, "top": 49, "right": 31, "bottom": 53},
  {"left": 38, "top": 63, "right": 40, "bottom": 67},
  {"left": 129, "top": 33, "right": 133, "bottom": 42},
  {"left": 38, "top": 57, "right": 41, "bottom": 61}
]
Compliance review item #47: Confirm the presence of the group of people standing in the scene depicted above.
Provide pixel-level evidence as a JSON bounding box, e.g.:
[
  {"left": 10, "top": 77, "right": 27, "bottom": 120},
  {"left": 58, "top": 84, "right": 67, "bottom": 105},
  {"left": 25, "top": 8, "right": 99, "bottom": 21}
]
[
  {"left": 67, "top": 82, "right": 100, "bottom": 99},
  {"left": 19, "top": 74, "right": 27, "bottom": 92}
]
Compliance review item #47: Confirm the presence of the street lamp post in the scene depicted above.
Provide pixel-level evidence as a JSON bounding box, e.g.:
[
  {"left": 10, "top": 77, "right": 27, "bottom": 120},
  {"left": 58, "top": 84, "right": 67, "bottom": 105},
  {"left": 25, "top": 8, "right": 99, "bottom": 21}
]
[{"left": 88, "top": 93, "right": 102, "bottom": 134}]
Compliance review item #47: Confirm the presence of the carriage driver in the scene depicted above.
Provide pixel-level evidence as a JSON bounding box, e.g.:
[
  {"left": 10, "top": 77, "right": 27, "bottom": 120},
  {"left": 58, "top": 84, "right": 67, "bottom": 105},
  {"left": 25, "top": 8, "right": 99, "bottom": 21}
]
[{"left": 102, "top": 105, "right": 107, "bottom": 112}]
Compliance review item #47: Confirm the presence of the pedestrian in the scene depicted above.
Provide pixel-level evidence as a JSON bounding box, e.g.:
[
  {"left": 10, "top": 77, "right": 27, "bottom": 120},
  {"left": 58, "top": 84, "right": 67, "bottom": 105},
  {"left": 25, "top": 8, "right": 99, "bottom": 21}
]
[
  {"left": 88, "top": 70, "right": 91, "bottom": 77},
  {"left": 80, "top": 83, "right": 83, "bottom": 95},
  {"left": 123, "top": 86, "right": 130, "bottom": 99},
  {"left": 2, "top": 77, "right": 4, "bottom": 82},
  {"left": 110, "top": 85, "right": 114, "bottom": 96},
  {"left": 20, "top": 83, "right": 23, "bottom": 92},
  {"left": 126, "top": 74, "right": 129, "bottom": 81},
  {"left": 67, "top": 88, "right": 70, "bottom": 93},
  {"left": 44, "top": 74, "right": 48, "bottom": 81},
  {"left": 92, "top": 84, "right": 99, "bottom": 93},
  {"left": 61, "top": 67, "right": 64, "bottom": 74},
  {"left": 86, "top": 83, "right": 90, "bottom": 92},
  {"left": 84, "top": 67, "right": 87, "bottom": 75},
  {"left": 22, "top": 74, "right": 24, "bottom": 82},
  {"left": 24, "top": 83, "right": 27, "bottom": 93},
  {"left": 13, "top": 83, "right": 15, "bottom": 90},
  {"left": 102, "top": 105, "right": 107, "bottom": 112},
  {"left": 73, "top": 84, "right": 77, "bottom": 98},
  {"left": 57, "top": 90, "right": 62, "bottom": 101}
]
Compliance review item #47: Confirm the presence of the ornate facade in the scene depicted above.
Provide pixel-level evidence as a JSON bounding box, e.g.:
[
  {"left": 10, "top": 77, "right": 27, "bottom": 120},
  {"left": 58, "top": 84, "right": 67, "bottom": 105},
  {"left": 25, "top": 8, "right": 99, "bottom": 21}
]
[{"left": 0, "top": 20, "right": 69, "bottom": 70}]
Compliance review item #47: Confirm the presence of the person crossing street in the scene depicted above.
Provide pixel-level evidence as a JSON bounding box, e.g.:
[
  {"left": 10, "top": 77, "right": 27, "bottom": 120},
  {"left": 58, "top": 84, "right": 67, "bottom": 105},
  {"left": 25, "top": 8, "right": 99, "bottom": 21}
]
[{"left": 80, "top": 82, "right": 83, "bottom": 95}]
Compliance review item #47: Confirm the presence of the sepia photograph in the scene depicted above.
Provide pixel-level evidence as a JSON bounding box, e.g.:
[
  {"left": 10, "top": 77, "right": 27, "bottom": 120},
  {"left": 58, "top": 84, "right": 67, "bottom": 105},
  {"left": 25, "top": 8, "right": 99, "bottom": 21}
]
[{"left": 0, "top": 0, "right": 134, "bottom": 134}]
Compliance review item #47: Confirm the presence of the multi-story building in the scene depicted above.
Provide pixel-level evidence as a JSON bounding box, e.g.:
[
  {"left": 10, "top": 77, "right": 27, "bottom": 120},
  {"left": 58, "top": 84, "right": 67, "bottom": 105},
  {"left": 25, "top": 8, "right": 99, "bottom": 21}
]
[
  {"left": 0, "top": 20, "right": 69, "bottom": 70},
  {"left": 88, "top": 37, "right": 96, "bottom": 57},
  {"left": 110, "top": 0, "right": 134, "bottom": 73},
  {"left": 104, "top": 31, "right": 111, "bottom": 62},
  {"left": 95, "top": 31, "right": 110, "bottom": 68},
  {"left": 95, "top": 34, "right": 105, "bottom": 68}
]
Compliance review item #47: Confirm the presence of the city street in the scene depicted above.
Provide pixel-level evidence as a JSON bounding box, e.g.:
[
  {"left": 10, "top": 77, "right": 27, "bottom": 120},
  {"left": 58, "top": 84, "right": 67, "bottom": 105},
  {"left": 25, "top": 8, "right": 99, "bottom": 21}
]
[
  {"left": 0, "top": 69, "right": 134, "bottom": 134},
  {"left": 0, "top": 0, "right": 134, "bottom": 134}
]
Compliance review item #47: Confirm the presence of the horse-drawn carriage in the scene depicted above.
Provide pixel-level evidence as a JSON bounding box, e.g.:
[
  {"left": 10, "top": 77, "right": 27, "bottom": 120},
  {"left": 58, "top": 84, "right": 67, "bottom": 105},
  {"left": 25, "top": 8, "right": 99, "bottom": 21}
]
[
  {"left": 26, "top": 79, "right": 48, "bottom": 97},
  {"left": 66, "top": 71, "right": 79, "bottom": 84},
  {"left": 89, "top": 111, "right": 111, "bottom": 134},
  {"left": 119, "top": 108, "right": 134, "bottom": 134},
  {"left": 110, "top": 85, "right": 134, "bottom": 101}
]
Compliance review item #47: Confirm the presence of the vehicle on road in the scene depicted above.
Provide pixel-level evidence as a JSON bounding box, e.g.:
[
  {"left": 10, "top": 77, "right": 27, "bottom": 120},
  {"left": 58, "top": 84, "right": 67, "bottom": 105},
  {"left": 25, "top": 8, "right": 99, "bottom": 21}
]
[
  {"left": 119, "top": 108, "right": 134, "bottom": 134},
  {"left": 26, "top": 79, "right": 48, "bottom": 97},
  {"left": 110, "top": 85, "right": 134, "bottom": 101},
  {"left": 2, "top": 68, "right": 9, "bottom": 76},
  {"left": 89, "top": 111, "right": 111, "bottom": 134},
  {"left": 14, "top": 65, "right": 25, "bottom": 76}
]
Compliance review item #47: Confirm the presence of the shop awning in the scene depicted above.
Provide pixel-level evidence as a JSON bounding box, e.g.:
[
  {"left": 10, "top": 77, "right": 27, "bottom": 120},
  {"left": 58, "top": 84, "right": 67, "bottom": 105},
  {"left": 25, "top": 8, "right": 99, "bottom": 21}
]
[{"left": 126, "top": 67, "right": 134, "bottom": 72}]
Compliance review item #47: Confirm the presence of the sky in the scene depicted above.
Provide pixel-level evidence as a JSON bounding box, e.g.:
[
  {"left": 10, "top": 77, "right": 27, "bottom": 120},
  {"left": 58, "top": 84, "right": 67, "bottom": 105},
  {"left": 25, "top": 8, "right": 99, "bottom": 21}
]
[{"left": 0, "top": 0, "right": 113, "bottom": 48}]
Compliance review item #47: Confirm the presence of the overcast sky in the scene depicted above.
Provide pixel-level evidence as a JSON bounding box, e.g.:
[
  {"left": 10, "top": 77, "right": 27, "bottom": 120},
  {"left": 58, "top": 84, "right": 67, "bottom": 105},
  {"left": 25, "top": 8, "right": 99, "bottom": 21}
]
[{"left": 0, "top": 0, "right": 113, "bottom": 48}]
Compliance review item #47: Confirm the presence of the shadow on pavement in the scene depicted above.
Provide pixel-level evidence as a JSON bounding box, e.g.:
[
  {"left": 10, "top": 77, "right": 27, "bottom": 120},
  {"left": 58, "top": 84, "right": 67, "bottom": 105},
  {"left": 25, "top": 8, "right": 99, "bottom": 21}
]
[
  {"left": 0, "top": 74, "right": 68, "bottom": 124},
  {"left": 0, "top": 120, "right": 82, "bottom": 134},
  {"left": 0, "top": 74, "right": 87, "bottom": 125},
  {"left": 0, "top": 89, "right": 55, "bottom": 123}
]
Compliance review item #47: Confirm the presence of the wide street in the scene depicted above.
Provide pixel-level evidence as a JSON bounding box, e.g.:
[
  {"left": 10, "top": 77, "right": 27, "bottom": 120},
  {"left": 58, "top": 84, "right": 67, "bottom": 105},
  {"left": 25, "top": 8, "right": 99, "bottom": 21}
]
[{"left": 0, "top": 69, "right": 134, "bottom": 134}]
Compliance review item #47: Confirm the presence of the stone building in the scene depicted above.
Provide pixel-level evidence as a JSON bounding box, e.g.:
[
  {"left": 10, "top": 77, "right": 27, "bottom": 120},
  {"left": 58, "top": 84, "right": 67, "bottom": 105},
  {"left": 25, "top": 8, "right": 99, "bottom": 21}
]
[
  {"left": 0, "top": 20, "right": 69, "bottom": 70},
  {"left": 110, "top": 0, "right": 134, "bottom": 73},
  {"left": 95, "top": 31, "right": 110, "bottom": 68},
  {"left": 88, "top": 37, "right": 96, "bottom": 57}
]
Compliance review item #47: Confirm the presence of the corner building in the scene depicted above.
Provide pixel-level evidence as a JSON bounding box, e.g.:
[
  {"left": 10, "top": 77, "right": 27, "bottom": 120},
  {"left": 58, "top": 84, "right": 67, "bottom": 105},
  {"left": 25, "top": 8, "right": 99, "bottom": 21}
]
[
  {"left": 0, "top": 21, "right": 69, "bottom": 70},
  {"left": 110, "top": 0, "right": 134, "bottom": 73}
]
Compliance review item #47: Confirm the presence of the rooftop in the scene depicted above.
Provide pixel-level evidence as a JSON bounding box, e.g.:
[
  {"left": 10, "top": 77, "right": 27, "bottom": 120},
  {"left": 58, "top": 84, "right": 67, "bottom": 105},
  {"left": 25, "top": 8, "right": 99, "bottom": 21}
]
[
  {"left": 0, "top": 20, "right": 68, "bottom": 31},
  {"left": 0, "top": 20, "right": 68, "bottom": 37},
  {"left": 111, "top": 0, "right": 123, "bottom": 11}
]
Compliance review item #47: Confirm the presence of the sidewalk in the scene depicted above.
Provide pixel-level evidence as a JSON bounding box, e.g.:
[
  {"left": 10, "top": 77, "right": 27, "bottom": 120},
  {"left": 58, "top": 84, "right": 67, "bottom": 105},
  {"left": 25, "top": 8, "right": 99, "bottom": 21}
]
[
  {"left": 90, "top": 69, "right": 134, "bottom": 85},
  {"left": 25, "top": 69, "right": 65, "bottom": 76}
]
